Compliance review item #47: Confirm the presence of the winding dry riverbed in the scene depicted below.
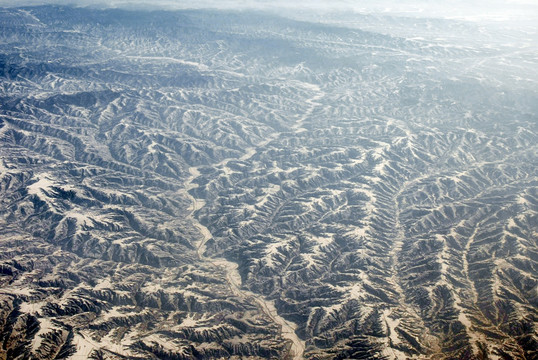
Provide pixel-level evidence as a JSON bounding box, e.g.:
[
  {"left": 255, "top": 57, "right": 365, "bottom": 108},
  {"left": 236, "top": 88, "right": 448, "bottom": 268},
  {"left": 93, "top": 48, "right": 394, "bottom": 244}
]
[
  {"left": 177, "top": 85, "right": 326, "bottom": 359},
  {"left": 183, "top": 165, "right": 305, "bottom": 360}
]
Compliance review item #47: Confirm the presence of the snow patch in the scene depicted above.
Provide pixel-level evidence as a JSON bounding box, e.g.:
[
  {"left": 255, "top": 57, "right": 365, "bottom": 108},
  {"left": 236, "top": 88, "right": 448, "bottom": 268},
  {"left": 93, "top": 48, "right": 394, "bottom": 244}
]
[{"left": 27, "top": 176, "right": 54, "bottom": 195}]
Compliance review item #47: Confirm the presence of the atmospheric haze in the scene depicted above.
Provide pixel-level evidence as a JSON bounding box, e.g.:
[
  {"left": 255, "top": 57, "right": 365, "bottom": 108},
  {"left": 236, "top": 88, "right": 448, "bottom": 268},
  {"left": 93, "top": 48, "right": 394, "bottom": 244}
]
[{"left": 1, "top": 0, "right": 538, "bottom": 22}]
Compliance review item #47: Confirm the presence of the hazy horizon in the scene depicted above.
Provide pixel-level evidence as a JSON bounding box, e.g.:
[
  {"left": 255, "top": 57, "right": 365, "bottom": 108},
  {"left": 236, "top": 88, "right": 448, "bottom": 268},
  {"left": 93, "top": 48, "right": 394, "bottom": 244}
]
[{"left": 1, "top": 0, "right": 538, "bottom": 24}]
